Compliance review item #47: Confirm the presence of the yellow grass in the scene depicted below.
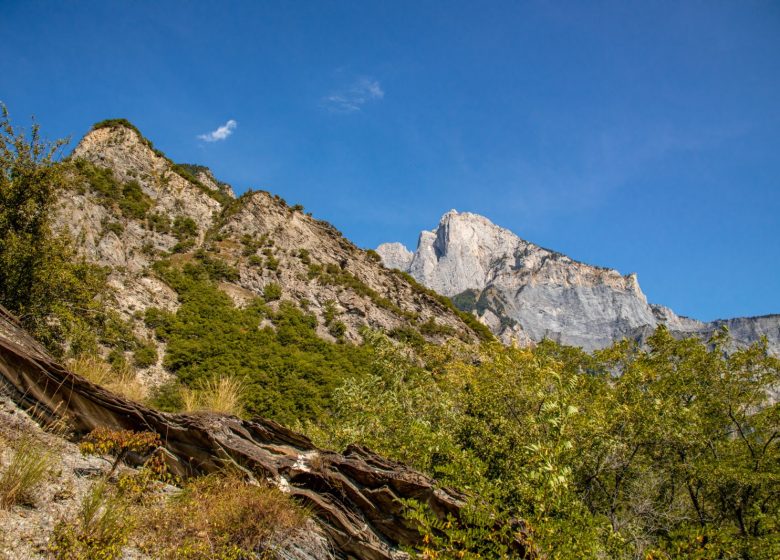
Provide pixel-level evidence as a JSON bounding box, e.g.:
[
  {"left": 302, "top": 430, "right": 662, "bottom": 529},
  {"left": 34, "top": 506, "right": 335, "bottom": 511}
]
[
  {"left": 68, "top": 354, "right": 148, "bottom": 403},
  {"left": 180, "top": 376, "right": 246, "bottom": 417}
]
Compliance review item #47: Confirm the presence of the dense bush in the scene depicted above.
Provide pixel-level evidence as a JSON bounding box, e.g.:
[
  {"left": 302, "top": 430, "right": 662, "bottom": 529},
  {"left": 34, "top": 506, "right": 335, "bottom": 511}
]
[
  {"left": 133, "top": 342, "right": 158, "bottom": 369},
  {"left": 147, "top": 261, "right": 374, "bottom": 425},
  {"left": 308, "top": 329, "right": 780, "bottom": 559},
  {"left": 262, "top": 282, "right": 282, "bottom": 301},
  {"left": 172, "top": 215, "right": 198, "bottom": 239}
]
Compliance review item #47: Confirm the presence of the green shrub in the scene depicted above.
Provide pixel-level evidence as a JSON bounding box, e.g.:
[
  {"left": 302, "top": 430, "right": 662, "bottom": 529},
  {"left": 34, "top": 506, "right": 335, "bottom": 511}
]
[
  {"left": 118, "top": 180, "right": 151, "bottom": 219},
  {"left": 171, "top": 163, "right": 232, "bottom": 206},
  {"left": 263, "top": 282, "right": 282, "bottom": 301},
  {"left": 172, "top": 216, "right": 198, "bottom": 239},
  {"left": 365, "top": 249, "right": 382, "bottom": 263},
  {"left": 393, "top": 270, "right": 494, "bottom": 342},
  {"left": 73, "top": 159, "right": 152, "bottom": 220},
  {"left": 419, "top": 317, "right": 455, "bottom": 337},
  {"left": 171, "top": 239, "right": 196, "bottom": 253},
  {"left": 143, "top": 307, "right": 175, "bottom": 338},
  {"left": 147, "top": 212, "right": 171, "bottom": 233},
  {"left": 133, "top": 342, "right": 158, "bottom": 369},
  {"left": 101, "top": 220, "right": 124, "bottom": 237},
  {"left": 389, "top": 326, "right": 425, "bottom": 348},
  {"left": 262, "top": 248, "right": 279, "bottom": 270},
  {"left": 309, "top": 330, "right": 780, "bottom": 559},
  {"left": 148, "top": 263, "right": 374, "bottom": 425},
  {"left": 192, "top": 251, "right": 240, "bottom": 282},
  {"left": 328, "top": 320, "right": 347, "bottom": 339},
  {"left": 309, "top": 262, "right": 412, "bottom": 318}
]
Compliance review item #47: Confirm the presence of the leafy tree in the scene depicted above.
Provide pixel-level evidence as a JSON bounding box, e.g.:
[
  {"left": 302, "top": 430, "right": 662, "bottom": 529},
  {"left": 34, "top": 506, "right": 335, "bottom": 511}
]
[
  {"left": 307, "top": 329, "right": 780, "bottom": 559},
  {"left": 0, "top": 106, "right": 106, "bottom": 354}
]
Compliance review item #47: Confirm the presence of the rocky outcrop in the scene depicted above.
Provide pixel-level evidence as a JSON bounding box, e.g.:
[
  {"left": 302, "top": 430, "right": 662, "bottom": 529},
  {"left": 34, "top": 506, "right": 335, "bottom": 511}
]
[
  {"left": 0, "top": 305, "right": 533, "bottom": 560},
  {"left": 375, "top": 242, "right": 413, "bottom": 272},
  {"left": 378, "top": 211, "right": 780, "bottom": 354}
]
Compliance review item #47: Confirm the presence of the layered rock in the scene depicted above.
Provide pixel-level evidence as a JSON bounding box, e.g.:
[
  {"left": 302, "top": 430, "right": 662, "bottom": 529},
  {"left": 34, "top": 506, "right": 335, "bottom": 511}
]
[{"left": 377, "top": 211, "right": 780, "bottom": 353}]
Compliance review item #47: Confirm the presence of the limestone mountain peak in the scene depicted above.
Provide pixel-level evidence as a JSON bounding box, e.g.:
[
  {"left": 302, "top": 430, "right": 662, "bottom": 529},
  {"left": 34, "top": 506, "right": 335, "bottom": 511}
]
[{"left": 379, "top": 210, "right": 780, "bottom": 354}]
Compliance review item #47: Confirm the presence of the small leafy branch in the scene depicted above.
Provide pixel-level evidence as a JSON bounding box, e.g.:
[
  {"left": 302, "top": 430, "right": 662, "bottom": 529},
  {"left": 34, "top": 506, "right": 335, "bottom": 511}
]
[{"left": 79, "top": 427, "right": 163, "bottom": 478}]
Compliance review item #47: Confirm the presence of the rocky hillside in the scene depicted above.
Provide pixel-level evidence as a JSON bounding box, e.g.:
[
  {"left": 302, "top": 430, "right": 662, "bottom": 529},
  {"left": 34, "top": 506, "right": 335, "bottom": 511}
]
[
  {"left": 54, "top": 121, "right": 487, "bottom": 387},
  {"left": 378, "top": 210, "right": 780, "bottom": 353},
  {"left": 0, "top": 303, "right": 534, "bottom": 559}
]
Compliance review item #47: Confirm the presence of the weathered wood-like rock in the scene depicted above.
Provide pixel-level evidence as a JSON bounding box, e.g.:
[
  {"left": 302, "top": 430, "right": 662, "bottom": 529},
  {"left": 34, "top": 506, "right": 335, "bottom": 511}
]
[{"left": 0, "top": 305, "right": 532, "bottom": 560}]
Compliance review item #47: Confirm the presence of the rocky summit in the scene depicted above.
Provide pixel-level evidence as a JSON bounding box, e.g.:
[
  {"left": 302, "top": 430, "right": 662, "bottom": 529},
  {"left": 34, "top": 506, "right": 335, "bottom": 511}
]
[
  {"left": 377, "top": 210, "right": 780, "bottom": 353},
  {"left": 53, "top": 121, "right": 486, "bottom": 385}
]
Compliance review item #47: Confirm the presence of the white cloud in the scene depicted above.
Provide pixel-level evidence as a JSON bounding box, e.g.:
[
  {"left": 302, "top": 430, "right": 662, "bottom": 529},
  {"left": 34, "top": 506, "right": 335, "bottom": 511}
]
[
  {"left": 323, "top": 78, "right": 384, "bottom": 113},
  {"left": 197, "top": 119, "right": 237, "bottom": 142}
]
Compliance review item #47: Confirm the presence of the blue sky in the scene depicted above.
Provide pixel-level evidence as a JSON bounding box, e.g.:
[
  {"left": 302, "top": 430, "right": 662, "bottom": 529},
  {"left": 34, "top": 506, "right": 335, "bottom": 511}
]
[{"left": 1, "top": 0, "right": 778, "bottom": 321}]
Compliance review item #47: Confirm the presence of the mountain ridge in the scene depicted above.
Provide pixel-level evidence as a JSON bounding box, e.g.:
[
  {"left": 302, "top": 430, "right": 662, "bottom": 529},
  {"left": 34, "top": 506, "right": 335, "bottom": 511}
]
[
  {"left": 53, "top": 120, "right": 488, "bottom": 392},
  {"left": 378, "top": 210, "right": 780, "bottom": 354}
]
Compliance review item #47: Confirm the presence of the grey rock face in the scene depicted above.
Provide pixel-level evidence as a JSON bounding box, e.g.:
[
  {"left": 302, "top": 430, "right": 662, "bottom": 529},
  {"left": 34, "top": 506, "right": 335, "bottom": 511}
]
[
  {"left": 380, "top": 211, "right": 780, "bottom": 354},
  {"left": 376, "top": 242, "right": 413, "bottom": 272}
]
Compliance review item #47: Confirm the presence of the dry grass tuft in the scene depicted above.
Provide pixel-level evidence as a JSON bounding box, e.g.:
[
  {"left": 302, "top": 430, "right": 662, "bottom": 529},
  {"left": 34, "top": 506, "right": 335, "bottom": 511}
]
[
  {"left": 139, "top": 473, "right": 307, "bottom": 559},
  {"left": 0, "top": 435, "right": 52, "bottom": 508},
  {"left": 50, "top": 479, "right": 132, "bottom": 560},
  {"left": 68, "top": 354, "right": 148, "bottom": 403},
  {"left": 180, "top": 376, "right": 246, "bottom": 417}
]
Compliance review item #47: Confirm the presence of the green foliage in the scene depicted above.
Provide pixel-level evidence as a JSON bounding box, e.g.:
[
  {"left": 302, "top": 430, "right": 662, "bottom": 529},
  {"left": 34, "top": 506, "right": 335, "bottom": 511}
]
[
  {"left": 419, "top": 317, "right": 455, "bottom": 337},
  {"left": 248, "top": 255, "right": 263, "bottom": 267},
  {"left": 191, "top": 250, "right": 240, "bottom": 281},
  {"left": 328, "top": 320, "right": 347, "bottom": 340},
  {"left": 171, "top": 238, "right": 196, "bottom": 253},
  {"left": 146, "top": 212, "right": 171, "bottom": 233},
  {"left": 101, "top": 220, "right": 124, "bottom": 237},
  {"left": 390, "top": 326, "right": 426, "bottom": 348},
  {"left": 133, "top": 341, "right": 158, "bottom": 369},
  {"left": 0, "top": 107, "right": 109, "bottom": 355},
  {"left": 171, "top": 163, "right": 232, "bottom": 206},
  {"left": 365, "top": 248, "right": 382, "bottom": 263},
  {"left": 262, "top": 282, "right": 282, "bottom": 301},
  {"left": 91, "top": 118, "right": 145, "bottom": 139},
  {"left": 148, "top": 261, "right": 374, "bottom": 425},
  {"left": 172, "top": 215, "right": 198, "bottom": 239},
  {"left": 73, "top": 159, "right": 153, "bottom": 219},
  {"left": 262, "top": 248, "right": 279, "bottom": 270},
  {"left": 308, "top": 330, "right": 780, "bottom": 559}
]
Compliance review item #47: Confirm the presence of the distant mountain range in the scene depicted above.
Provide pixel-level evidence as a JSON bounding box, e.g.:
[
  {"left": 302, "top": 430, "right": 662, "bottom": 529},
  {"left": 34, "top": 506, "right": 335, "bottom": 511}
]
[{"left": 377, "top": 210, "right": 780, "bottom": 354}]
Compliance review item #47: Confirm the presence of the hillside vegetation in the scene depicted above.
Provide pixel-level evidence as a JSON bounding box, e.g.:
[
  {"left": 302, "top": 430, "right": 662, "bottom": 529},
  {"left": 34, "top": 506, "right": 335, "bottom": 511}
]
[{"left": 1, "top": 109, "right": 778, "bottom": 559}]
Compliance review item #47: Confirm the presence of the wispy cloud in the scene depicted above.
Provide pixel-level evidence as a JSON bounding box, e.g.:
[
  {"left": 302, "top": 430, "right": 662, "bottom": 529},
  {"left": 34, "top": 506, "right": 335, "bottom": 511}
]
[
  {"left": 197, "top": 119, "right": 237, "bottom": 142},
  {"left": 322, "top": 78, "right": 384, "bottom": 113}
]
